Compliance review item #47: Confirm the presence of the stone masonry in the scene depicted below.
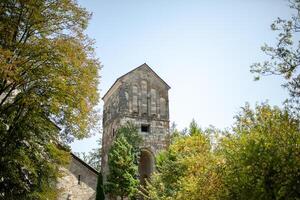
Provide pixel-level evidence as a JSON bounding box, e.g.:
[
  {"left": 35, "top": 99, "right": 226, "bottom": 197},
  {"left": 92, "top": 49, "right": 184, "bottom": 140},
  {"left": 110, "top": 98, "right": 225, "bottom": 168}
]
[
  {"left": 101, "top": 63, "right": 170, "bottom": 183},
  {"left": 57, "top": 153, "right": 98, "bottom": 200}
]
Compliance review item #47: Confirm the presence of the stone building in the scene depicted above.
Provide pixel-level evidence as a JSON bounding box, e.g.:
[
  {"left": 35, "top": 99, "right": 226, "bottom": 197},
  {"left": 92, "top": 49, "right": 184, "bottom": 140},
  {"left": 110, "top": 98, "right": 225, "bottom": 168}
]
[
  {"left": 101, "top": 63, "right": 170, "bottom": 185},
  {"left": 57, "top": 153, "right": 98, "bottom": 200}
]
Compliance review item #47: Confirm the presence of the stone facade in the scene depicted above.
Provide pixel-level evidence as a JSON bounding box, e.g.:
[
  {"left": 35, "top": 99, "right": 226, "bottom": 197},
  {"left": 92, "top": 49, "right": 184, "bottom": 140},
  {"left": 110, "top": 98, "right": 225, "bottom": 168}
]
[
  {"left": 101, "top": 63, "right": 170, "bottom": 183},
  {"left": 57, "top": 153, "right": 98, "bottom": 200}
]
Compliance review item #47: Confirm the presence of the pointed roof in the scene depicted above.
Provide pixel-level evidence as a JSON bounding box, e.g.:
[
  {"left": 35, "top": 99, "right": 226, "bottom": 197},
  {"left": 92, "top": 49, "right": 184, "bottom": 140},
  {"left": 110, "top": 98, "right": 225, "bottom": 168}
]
[
  {"left": 102, "top": 63, "right": 170, "bottom": 101},
  {"left": 70, "top": 152, "right": 99, "bottom": 175}
]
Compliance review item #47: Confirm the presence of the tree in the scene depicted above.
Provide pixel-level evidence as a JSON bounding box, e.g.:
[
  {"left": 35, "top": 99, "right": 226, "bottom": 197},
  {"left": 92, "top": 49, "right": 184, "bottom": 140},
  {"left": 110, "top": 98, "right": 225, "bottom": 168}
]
[
  {"left": 146, "top": 129, "right": 224, "bottom": 200},
  {"left": 96, "top": 172, "right": 105, "bottom": 200},
  {"left": 105, "top": 135, "right": 139, "bottom": 199},
  {"left": 117, "top": 122, "right": 142, "bottom": 151},
  {"left": 251, "top": 0, "right": 300, "bottom": 114},
  {"left": 169, "top": 121, "right": 182, "bottom": 142},
  {"left": 220, "top": 104, "right": 300, "bottom": 199},
  {"left": 189, "top": 119, "right": 201, "bottom": 136},
  {"left": 105, "top": 123, "right": 142, "bottom": 199},
  {"left": 76, "top": 140, "right": 101, "bottom": 171},
  {"left": 0, "top": 0, "right": 99, "bottom": 198},
  {"left": 147, "top": 106, "right": 300, "bottom": 200},
  {"left": 117, "top": 122, "right": 143, "bottom": 165}
]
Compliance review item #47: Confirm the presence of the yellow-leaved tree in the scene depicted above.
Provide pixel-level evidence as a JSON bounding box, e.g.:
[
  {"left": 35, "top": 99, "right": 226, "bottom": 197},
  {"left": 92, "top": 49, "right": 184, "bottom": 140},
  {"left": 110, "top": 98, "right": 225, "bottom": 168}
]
[
  {"left": 0, "top": 0, "right": 100, "bottom": 199},
  {"left": 146, "top": 124, "right": 224, "bottom": 200}
]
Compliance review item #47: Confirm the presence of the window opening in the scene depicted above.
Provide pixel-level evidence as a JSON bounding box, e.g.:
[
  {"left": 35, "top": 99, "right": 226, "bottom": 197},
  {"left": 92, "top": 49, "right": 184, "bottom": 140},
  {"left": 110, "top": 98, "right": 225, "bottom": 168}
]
[
  {"left": 78, "top": 175, "right": 81, "bottom": 185},
  {"left": 141, "top": 124, "right": 150, "bottom": 133}
]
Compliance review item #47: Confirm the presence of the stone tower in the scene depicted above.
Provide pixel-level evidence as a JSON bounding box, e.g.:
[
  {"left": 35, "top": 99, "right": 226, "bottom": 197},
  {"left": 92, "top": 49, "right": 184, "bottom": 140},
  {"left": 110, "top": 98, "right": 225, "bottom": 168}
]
[{"left": 101, "top": 63, "right": 170, "bottom": 184}]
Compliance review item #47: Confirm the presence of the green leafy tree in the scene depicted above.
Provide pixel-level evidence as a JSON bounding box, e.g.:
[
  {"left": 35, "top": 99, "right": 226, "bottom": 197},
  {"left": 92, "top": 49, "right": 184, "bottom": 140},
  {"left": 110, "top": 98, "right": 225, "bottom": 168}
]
[
  {"left": 0, "top": 0, "right": 99, "bottom": 198},
  {"left": 117, "top": 122, "right": 142, "bottom": 151},
  {"left": 169, "top": 122, "right": 182, "bottom": 142},
  {"left": 96, "top": 172, "right": 105, "bottom": 200},
  {"left": 220, "top": 104, "right": 300, "bottom": 199},
  {"left": 117, "top": 122, "right": 143, "bottom": 165},
  {"left": 251, "top": 0, "right": 300, "bottom": 114},
  {"left": 189, "top": 119, "right": 201, "bottom": 136},
  {"left": 146, "top": 129, "right": 224, "bottom": 200},
  {"left": 105, "top": 135, "right": 139, "bottom": 199},
  {"left": 147, "top": 107, "right": 300, "bottom": 200}
]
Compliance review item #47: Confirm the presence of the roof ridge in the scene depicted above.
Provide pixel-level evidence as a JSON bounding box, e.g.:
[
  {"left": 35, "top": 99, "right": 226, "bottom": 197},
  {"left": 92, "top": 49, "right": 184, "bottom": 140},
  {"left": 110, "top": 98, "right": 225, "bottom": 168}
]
[
  {"left": 70, "top": 152, "right": 99, "bottom": 175},
  {"left": 102, "top": 63, "right": 170, "bottom": 100}
]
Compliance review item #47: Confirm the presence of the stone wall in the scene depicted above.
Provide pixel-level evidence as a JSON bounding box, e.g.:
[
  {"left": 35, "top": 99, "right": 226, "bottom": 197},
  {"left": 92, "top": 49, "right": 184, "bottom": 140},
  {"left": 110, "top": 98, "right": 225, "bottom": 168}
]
[
  {"left": 102, "top": 64, "right": 170, "bottom": 182},
  {"left": 57, "top": 155, "right": 98, "bottom": 200},
  {"left": 120, "top": 116, "right": 169, "bottom": 154}
]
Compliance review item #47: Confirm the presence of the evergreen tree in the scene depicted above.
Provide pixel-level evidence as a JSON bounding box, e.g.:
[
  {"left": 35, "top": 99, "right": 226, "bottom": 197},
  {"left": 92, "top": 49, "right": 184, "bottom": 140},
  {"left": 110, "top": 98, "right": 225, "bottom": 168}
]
[
  {"left": 105, "top": 135, "right": 139, "bottom": 200},
  {"left": 96, "top": 172, "right": 105, "bottom": 200},
  {"left": 117, "top": 122, "right": 143, "bottom": 165},
  {"left": 117, "top": 122, "right": 142, "bottom": 152},
  {"left": 189, "top": 119, "right": 201, "bottom": 136}
]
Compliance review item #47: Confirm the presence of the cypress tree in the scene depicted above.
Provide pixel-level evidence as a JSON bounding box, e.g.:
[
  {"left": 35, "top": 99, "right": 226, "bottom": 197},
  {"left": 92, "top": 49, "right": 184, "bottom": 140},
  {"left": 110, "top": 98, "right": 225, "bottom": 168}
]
[
  {"left": 105, "top": 135, "right": 139, "bottom": 199},
  {"left": 96, "top": 172, "right": 105, "bottom": 200}
]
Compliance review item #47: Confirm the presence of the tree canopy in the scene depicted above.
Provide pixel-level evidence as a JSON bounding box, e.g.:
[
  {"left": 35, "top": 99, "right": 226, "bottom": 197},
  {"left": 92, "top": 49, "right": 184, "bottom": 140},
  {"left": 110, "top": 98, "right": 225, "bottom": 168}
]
[
  {"left": 146, "top": 124, "right": 223, "bottom": 200},
  {"left": 0, "top": 0, "right": 100, "bottom": 198},
  {"left": 146, "top": 105, "right": 300, "bottom": 200},
  {"left": 219, "top": 104, "right": 300, "bottom": 199},
  {"left": 106, "top": 135, "right": 139, "bottom": 200},
  {"left": 251, "top": 0, "right": 300, "bottom": 115},
  {"left": 96, "top": 172, "right": 105, "bottom": 200},
  {"left": 105, "top": 122, "right": 142, "bottom": 199}
]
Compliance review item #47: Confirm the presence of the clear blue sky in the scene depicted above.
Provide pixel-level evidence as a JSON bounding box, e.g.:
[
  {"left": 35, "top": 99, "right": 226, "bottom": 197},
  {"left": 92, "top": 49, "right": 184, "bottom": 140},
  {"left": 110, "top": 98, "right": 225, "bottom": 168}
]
[{"left": 71, "top": 0, "right": 292, "bottom": 153}]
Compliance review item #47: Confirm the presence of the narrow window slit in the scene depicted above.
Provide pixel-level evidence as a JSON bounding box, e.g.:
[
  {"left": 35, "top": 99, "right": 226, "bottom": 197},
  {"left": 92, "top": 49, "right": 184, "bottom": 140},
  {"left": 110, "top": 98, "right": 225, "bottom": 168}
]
[{"left": 78, "top": 175, "right": 81, "bottom": 185}]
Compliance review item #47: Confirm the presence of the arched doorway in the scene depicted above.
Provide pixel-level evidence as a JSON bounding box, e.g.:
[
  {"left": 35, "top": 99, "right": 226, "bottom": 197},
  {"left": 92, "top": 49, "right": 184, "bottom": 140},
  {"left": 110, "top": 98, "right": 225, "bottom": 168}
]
[{"left": 138, "top": 149, "right": 154, "bottom": 186}]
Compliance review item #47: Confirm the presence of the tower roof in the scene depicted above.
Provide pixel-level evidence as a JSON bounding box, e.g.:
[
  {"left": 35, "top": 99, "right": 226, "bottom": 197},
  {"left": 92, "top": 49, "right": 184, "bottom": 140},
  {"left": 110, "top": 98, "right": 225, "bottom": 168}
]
[{"left": 102, "top": 63, "right": 170, "bottom": 101}]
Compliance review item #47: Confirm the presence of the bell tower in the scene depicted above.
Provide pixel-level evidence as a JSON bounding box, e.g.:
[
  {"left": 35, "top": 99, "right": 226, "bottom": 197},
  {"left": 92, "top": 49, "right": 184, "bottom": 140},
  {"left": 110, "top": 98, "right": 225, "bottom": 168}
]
[{"left": 101, "top": 63, "right": 170, "bottom": 183}]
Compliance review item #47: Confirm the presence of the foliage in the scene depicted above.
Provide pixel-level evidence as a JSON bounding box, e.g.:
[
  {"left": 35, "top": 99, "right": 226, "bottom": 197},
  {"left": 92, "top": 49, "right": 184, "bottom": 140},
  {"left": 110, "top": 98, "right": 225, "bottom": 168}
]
[
  {"left": 168, "top": 122, "right": 186, "bottom": 142},
  {"left": 117, "top": 122, "right": 143, "bottom": 151},
  {"left": 75, "top": 140, "right": 101, "bottom": 171},
  {"left": 117, "top": 122, "right": 143, "bottom": 165},
  {"left": 250, "top": 0, "right": 300, "bottom": 114},
  {"left": 28, "top": 144, "right": 70, "bottom": 200},
  {"left": 0, "top": 0, "right": 99, "bottom": 198},
  {"left": 105, "top": 123, "right": 142, "bottom": 199},
  {"left": 105, "top": 135, "right": 139, "bottom": 199},
  {"left": 146, "top": 130, "right": 224, "bottom": 200},
  {"left": 189, "top": 119, "right": 202, "bottom": 136},
  {"left": 0, "top": 104, "right": 71, "bottom": 199},
  {"left": 146, "top": 107, "right": 300, "bottom": 200},
  {"left": 219, "top": 104, "right": 300, "bottom": 199},
  {"left": 0, "top": 130, "right": 70, "bottom": 200},
  {"left": 96, "top": 172, "right": 105, "bottom": 200}
]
